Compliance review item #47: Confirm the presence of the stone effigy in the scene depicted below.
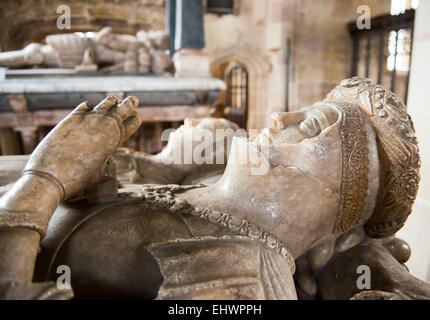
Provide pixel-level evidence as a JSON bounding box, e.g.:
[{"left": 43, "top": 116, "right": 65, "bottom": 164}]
[
  {"left": 0, "top": 116, "right": 239, "bottom": 194},
  {"left": 0, "top": 77, "right": 428, "bottom": 300},
  {"left": 114, "top": 117, "right": 239, "bottom": 185},
  {"left": 0, "top": 27, "right": 173, "bottom": 75}
]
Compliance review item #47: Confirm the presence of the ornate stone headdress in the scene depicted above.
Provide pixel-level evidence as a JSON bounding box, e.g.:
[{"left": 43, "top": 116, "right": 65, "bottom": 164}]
[{"left": 324, "top": 77, "right": 420, "bottom": 238}]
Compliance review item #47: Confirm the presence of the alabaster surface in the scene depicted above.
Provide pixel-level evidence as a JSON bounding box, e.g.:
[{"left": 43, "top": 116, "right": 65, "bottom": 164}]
[
  {"left": 115, "top": 117, "right": 239, "bottom": 185},
  {"left": 0, "top": 27, "right": 173, "bottom": 75},
  {"left": 0, "top": 77, "right": 428, "bottom": 300},
  {"left": 0, "top": 116, "right": 238, "bottom": 194}
]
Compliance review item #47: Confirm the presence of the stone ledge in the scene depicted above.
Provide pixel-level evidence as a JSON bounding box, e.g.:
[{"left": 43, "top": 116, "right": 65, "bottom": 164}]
[{"left": 0, "top": 75, "right": 226, "bottom": 94}]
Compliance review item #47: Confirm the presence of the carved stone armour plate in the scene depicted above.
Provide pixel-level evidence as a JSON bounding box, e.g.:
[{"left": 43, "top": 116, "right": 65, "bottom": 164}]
[{"left": 34, "top": 188, "right": 296, "bottom": 300}]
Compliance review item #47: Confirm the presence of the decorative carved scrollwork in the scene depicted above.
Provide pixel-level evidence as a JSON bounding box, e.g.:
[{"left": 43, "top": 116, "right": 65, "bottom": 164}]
[
  {"left": 330, "top": 102, "right": 370, "bottom": 234},
  {"left": 325, "top": 77, "right": 420, "bottom": 238}
]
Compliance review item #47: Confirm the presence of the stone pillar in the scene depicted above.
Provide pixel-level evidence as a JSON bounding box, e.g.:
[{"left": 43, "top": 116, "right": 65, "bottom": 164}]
[
  {"left": 15, "top": 126, "right": 38, "bottom": 155},
  {"left": 397, "top": 0, "right": 430, "bottom": 282},
  {"left": 6, "top": 94, "right": 38, "bottom": 154},
  {"left": 171, "top": 0, "right": 210, "bottom": 77},
  {"left": 0, "top": 128, "right": 21, "bottom": 155}
]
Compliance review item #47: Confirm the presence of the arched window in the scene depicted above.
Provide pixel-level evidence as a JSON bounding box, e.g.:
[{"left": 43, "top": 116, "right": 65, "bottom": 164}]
[
  {"left": 225, "top": 63, "right": 248, "bottom": 129},
  {"left": 387, "top": 0, "right": 419, "bottom": 72},
  {"left": 349, "top": 7, "right": 416, "bottom": 104}
]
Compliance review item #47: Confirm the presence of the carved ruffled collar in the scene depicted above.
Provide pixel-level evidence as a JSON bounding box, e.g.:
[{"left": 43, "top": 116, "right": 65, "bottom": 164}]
[{"left": 119, "top": 183, "right": 296, "bottom": 274}]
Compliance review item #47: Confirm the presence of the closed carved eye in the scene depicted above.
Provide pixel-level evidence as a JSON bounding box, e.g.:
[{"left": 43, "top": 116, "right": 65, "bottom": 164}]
[{"left": 299, "top": 118, "right": 321, "bottom": 137}]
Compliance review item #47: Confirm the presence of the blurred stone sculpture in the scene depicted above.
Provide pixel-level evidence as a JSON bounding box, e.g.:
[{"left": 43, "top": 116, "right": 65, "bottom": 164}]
[
  {"left": 0, "top": 78, "right": 429, "bottom": 300},
  {"left": 0, "top": 117, "right": 239, "bottom": 195},
  {"left": 114, "top": 117, "right": 239, "bottom": 185},
  {"left": 0, "top": 27, "right": 173, "bottom": 75}
]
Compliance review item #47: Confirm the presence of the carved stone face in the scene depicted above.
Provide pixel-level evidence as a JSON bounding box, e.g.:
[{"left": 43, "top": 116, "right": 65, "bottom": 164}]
[
  {"left": 156, "top": 117, "right": 239, "bottom": 167},
  {"left": 251, "top": 103, "right": 344, "bottom": 189},
  {"left": 244, "top": 103, "right": 344, "bottom": 190},
  {"left": 251, "top": 103, "right": 340, "bottom": 146},
  {"left": 210, "top": 102, "right": 379, "bottom": 257}
]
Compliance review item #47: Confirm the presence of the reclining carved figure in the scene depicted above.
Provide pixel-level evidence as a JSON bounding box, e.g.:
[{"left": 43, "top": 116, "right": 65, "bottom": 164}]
[
  {"left": 0, "top": 116, "right": 239, "bottom": 193},
  {"left": 113, "top": 117, "right": 239, "bottom": 185},
  {"left": 0, "top": 27, "right": 172, "bottom": 74},
  {"left": 0, "top": 77, "right": 428, "bottom": 300}
]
